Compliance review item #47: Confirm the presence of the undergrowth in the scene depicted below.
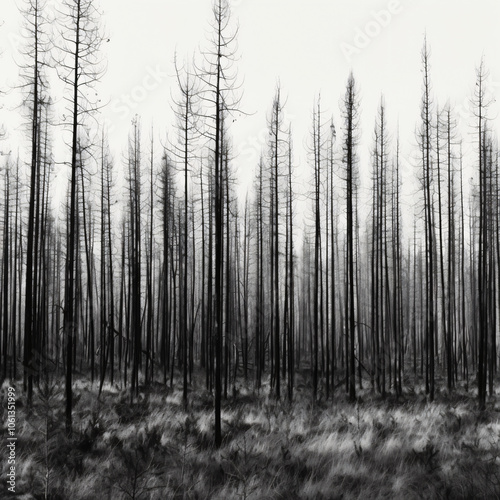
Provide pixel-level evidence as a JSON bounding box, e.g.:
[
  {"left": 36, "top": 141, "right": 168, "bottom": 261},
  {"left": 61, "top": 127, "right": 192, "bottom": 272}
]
[{"left": 1, "top": 373, "right": 500, "bottom": 499}]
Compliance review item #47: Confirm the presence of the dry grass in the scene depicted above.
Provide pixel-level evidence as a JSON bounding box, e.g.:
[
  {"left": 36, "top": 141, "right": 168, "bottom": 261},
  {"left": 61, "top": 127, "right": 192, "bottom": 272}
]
[{"left": 2, "top": 374, "right": 500, "bottom": 499}]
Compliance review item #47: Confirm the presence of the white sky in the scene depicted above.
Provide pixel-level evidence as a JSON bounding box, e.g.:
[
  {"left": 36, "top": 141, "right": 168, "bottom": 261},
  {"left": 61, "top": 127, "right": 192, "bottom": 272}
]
[{"left": 1, "top": 0, "right": 500, "bottom": 226}]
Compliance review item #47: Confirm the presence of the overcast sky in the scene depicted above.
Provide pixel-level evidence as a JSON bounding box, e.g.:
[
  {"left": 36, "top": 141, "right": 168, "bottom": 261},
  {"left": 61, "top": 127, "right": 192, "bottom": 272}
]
[{"left": 1, "top": 0, "right": 500, "bottom": 213}]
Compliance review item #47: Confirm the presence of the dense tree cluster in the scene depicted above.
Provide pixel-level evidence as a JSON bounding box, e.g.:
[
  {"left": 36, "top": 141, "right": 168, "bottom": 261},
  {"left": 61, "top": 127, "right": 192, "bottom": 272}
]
[{"left": 0, "top": 0, "right": 499, "bottom": 446}]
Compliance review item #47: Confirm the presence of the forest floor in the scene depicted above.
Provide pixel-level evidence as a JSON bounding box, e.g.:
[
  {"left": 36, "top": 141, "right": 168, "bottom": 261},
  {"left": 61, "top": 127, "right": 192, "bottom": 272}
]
[{"left": 2, "top": 371, "right": 500, "bottom": 499}]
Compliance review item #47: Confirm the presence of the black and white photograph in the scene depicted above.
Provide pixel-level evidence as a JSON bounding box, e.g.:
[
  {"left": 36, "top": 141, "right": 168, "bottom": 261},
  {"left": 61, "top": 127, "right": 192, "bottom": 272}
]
[{"left": 1, "top": 0, "right": 500, "bottom": 498}]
